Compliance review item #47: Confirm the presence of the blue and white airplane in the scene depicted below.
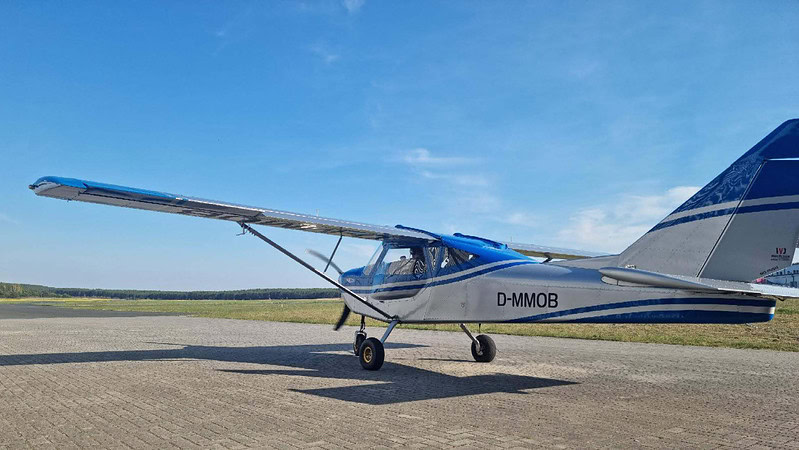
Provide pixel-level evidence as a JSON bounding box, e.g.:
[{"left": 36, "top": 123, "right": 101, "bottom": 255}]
[{"left": 30, "top": 119, "right": 799, "bottom": 370}]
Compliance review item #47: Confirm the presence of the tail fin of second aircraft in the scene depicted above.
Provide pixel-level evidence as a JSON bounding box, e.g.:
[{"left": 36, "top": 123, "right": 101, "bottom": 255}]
[{"left": 618, "top": 119, "right": 799, "bottom": 282}]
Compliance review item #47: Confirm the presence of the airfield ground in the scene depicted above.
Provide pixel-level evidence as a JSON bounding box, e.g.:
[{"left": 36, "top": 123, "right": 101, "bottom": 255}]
[
  {"left": 3, "top": 297, "right": 798, "bottom": 352},
  {"left": 0, "top": 303, "right": 798, "bottom": 449}
]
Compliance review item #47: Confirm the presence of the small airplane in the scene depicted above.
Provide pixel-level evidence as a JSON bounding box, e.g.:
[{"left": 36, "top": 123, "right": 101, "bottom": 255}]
[{"left": 30, "top": 119, "right": 799, "bottom": 370}]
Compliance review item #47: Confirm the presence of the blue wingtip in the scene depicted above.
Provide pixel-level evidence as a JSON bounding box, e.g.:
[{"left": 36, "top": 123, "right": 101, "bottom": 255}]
[
  {"left": 30, "top": 176, "right": 177, "bottom": 200},
  {"left": 30, "top": 176, "right": 87, "bottom": 190}
]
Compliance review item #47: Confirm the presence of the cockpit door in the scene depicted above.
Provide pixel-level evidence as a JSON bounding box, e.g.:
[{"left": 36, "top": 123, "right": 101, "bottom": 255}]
[
  {"left": 423, "top": 245, "right": 482, "bottom": 320},
  {"left": 366, "top": 243, "right": 432, "bottom": 301}
]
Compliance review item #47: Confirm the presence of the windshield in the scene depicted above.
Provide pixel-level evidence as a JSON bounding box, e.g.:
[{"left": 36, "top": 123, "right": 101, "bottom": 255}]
[{"left": 363, "top": 243, "right": 385, "bottom": 276}]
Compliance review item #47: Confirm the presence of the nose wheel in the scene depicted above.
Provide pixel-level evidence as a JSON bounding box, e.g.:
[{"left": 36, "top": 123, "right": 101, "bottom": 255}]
[
  {"left": 358, "top": 337, "right": 385, "bottom": 370},
  {"left": 353, "top": 316, "right": 399, "bottom": 371}
]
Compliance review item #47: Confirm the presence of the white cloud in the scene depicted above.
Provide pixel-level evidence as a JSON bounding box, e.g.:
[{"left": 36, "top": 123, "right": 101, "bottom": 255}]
[
  {"left": 342, "top": 0, "right": 365, "bottom": 14},
  {"left": 452, "top": 191, "right": 501, "bottom": 215},
  {"left": 310, "top": 43, "right": 340, "bottom": 64},
  {"left": 0, "top": 213, "right": 17, "bottom": 225},
  {"left": 502, "top": 211, "right": 538, "bottom": 226},
  {"left": 209, "top": 4, "right": 255, "bottom": 54},
  {"left": 395, "top": 147, "right": 514, "bottom": 224},
  {"left": 399, "top": 148, "right": 487, "bottom": 200},
  {"left": 402, "top": 148, "right": 477, "bottom": 166},
  {"left": 557, "top": 186, "right": 700, "bottom": 253}
]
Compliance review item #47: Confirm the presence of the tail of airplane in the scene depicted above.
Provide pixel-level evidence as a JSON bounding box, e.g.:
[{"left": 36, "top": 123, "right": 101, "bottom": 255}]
[{"left": 619, "top": 119, "right": 799, "bottom": 282}]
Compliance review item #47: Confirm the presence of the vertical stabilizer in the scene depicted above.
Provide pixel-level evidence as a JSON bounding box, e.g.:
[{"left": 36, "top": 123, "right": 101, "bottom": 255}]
[{"left": 618, "top": 119, "right": 799, "bottom": 281}]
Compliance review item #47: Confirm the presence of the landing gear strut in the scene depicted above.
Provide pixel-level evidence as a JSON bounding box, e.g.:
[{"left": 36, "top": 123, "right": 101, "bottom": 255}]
[
  {"left": 353, "top": 315, "right": 366, "bottom": 356},
  {"left": 460, "top": 323, "right": 496, "bottom": 363}
]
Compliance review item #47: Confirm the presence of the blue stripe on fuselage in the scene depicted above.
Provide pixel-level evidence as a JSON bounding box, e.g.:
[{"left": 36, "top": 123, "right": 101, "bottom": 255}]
[
  {"left": 509, "top": 297, "right": 775, "bottom": 323},
  {"left": 562, "top": 310, "right": 773, "bottom": 324}
]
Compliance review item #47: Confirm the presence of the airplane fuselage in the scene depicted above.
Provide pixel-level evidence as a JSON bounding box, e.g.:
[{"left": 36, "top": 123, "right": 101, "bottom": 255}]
[{"left": 342, "top": 262, "right": 776, "bottom": 324}]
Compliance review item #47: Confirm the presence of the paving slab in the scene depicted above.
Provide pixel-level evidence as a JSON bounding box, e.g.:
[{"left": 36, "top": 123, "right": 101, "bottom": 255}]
[{"left": 0, "top": 305, "right": 797, "bottom": 448}]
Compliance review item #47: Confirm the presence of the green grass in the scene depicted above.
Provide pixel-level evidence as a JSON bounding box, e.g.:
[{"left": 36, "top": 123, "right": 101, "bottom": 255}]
[{"left": 5, "top": 297, "right": 799, "bottom": 352}]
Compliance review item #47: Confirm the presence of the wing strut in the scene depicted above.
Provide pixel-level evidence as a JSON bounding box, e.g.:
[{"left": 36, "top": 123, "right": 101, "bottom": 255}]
[
  {"left": 324, "top": 234, "right": 343, "bottom": 273},
  {"left": 238, "top": 223, "right": 392, "bottom": 320}
]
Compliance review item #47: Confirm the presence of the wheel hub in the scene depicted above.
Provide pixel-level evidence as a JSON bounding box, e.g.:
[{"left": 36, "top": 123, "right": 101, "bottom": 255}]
[{"left": 362, "top": 346, "right": 373, "bottom": 363}]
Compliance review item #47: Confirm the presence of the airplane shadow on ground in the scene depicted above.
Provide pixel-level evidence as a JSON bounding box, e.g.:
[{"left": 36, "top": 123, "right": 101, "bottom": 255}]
[{"left": 0, "top": 342, "right": 578, "bottom": 405}]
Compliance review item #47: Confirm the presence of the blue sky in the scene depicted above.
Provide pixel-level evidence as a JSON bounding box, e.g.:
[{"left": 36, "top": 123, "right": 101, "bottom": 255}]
[{"left": 1, "top": 1, "right": 798, "bottom": 289}]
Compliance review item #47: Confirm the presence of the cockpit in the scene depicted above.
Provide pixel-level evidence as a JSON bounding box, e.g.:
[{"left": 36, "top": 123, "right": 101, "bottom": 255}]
[{"left": 341, "top": 233, "right": 521, "bottom": 301}]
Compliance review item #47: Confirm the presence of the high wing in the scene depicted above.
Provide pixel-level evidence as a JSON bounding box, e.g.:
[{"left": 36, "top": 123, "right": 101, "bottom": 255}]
[
  {"left": 29, "top": 176, "right": 601, "bottom": 259},
  {"left": 504, "top": 242, "right": 606, "bottom": 260},
  {"left": 29, "top": 176, "right": 433, "bottom": 241}
]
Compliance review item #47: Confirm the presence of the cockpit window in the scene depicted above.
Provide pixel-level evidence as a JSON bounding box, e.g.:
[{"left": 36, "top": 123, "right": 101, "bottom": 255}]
[
  {"left": 374, "top": 246, "right": 427, "bottom": 279},
  {"left": 364, "top": 243, "right": 480, "bottom": 281},
  {"left": 365, "top": 245, "right": 430, "bottom": 300},
  {"left": 438, "top": 247, "right": 480, "bottom": 275}
]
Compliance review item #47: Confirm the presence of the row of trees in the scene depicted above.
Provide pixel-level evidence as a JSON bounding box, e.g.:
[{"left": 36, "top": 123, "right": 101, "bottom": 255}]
[{"left": 0, "top": 282, "right": 339, "bottom": 300}]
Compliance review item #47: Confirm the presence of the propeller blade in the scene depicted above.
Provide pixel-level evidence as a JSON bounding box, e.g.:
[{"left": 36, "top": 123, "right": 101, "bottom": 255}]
[
  {"left": 334, "top": 304, "right": 351, "bottom": 331},
  {"left": 305, "top": 249, "right": 344, "bottom": 275},
  {"left": 306, "top": 248, "right": 349, "bottom": 330}
]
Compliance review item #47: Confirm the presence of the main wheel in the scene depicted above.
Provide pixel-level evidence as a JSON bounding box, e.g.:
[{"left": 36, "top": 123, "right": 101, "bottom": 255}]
[
  {"left": 353, "top": 332, "right": 366, "bottom": 356},
  {"left": 470, "top": 334, "right": 496, "bottom": 363},
  {"left": 359, "top": 337, "right": 385, "bottom": 370}
]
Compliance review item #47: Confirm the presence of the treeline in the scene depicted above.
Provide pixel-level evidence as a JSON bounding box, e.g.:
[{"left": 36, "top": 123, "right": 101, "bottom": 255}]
[{"left": 0, "top": 282, "right": 339, "bottom": 300}]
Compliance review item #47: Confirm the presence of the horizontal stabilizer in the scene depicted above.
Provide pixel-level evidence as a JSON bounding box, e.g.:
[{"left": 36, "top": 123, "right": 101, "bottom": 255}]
[
  {"left": 601, "top": 266, "right": 799, "bottom": 300},
  {"left": 599, "top": 267, "right": 717, "bottom": 291}
]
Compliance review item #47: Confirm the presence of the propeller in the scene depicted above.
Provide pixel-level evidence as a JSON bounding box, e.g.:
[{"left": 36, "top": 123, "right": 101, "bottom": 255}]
[
  {"left": 306, "top": 248, "right": 351, "bottom": 330},
  {"left": 306, "top": 249, "right": 344, "bottom": 275},
  {"left": 333, "top": 304, "right": 351, "bottom": 331}
]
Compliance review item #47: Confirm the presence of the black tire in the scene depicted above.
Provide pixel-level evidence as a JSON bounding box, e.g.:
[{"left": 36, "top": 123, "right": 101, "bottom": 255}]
[
  {"left": 359, "top": 337, "right": 385, "bottom": 370},
  {"left": 353, "top": 332, "right": 366, "bottom": 356},
  {"left": 470, "top": 334, "right": 496, "bottom": 363}
]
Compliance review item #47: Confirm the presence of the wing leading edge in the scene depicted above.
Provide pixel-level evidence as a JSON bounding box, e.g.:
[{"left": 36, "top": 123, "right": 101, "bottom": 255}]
[{"left": 29, "top": 176, "right": 603, "bottom": 260}]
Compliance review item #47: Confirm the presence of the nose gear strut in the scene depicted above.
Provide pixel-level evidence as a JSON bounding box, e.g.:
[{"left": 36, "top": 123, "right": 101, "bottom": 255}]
[{"left": 354, "top": 315, "right": 366, "bottom": 356}]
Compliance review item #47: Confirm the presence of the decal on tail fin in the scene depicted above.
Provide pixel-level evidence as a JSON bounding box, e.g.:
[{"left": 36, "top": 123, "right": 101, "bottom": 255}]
[{"left": 619, "top": 119, "right": 799, "bottom": 282}]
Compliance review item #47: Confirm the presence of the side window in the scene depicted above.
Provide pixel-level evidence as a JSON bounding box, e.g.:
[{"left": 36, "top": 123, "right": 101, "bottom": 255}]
[
  {"left": 426, "top": 246, "right": 443, "bottom": 271},
  {"left": 438, "top": 247, "right": 480, "bottom": 275}
]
